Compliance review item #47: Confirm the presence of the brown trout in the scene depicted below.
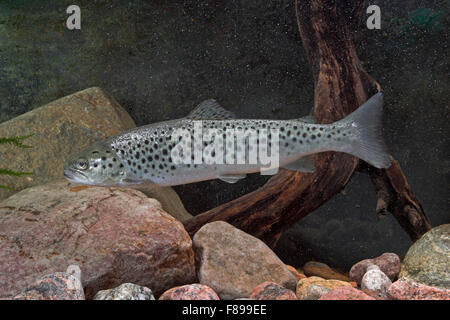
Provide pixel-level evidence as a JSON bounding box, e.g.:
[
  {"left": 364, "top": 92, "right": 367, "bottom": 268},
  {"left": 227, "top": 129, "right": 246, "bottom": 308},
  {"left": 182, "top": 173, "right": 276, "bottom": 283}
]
[{"left": 64, "top": 93, "right": 390, "bottom": 186}]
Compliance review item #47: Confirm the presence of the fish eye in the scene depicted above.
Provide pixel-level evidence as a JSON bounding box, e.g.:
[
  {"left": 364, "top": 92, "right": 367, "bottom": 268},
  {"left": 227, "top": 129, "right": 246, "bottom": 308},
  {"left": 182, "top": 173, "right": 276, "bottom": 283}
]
[{"left": 76, "top": 159, "right": 89, "bottom": 170}]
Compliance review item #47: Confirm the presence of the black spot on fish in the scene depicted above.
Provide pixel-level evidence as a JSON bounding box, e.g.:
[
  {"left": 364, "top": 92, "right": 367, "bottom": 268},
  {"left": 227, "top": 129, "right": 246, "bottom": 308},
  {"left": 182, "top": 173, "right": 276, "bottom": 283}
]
[{"left": 101, "top": 157, "right": 106, "bottom": 161}]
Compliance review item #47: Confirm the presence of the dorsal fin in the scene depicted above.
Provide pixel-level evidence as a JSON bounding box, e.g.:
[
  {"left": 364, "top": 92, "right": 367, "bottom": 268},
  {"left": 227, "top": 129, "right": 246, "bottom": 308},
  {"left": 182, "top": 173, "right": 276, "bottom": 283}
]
[{"left": 186, "top": 99, "right": 236, "bottom": 120}]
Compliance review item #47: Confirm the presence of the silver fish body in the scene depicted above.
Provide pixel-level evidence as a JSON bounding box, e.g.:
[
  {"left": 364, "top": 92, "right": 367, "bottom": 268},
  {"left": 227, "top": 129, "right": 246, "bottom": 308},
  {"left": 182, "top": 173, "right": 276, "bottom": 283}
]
[{"left": 64, "top": 93, "right": 391, "bottom": 187}]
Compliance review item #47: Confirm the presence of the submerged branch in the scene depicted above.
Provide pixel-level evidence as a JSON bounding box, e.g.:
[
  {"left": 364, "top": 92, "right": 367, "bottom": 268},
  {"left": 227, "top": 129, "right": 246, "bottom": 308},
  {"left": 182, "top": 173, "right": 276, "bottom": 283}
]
[{"left": 183, "top": 0, "right": 431, "bottom": 246}]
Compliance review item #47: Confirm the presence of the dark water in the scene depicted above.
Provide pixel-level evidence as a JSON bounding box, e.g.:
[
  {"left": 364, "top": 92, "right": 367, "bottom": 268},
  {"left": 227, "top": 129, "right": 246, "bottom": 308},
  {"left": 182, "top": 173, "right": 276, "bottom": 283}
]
[{"left": 0, "top": 0, "right": 448, "bottom": 269}]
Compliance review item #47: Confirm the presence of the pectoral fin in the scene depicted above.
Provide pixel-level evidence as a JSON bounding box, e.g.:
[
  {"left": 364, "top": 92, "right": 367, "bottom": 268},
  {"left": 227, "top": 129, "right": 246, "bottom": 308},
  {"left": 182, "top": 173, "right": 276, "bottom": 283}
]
[{"left": 281, "top": 155, "right": 315, "bottom": 173}]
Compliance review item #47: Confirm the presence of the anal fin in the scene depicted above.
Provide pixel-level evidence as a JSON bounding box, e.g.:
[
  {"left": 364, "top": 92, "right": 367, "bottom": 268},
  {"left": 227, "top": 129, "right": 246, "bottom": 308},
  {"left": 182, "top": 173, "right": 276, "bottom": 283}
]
[
  {"left": 281, "top": 155, "right": 315, "bottom": 173},
  {"left": 218, "top": 174, "right": 247, "bottom": 184}
]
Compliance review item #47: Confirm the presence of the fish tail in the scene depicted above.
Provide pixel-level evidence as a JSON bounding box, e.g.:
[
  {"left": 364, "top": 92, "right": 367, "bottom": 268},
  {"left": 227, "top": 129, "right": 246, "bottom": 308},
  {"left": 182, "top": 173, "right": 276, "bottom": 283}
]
[{"left": 338, "top": 92, "right": 391, "bottom": 169}]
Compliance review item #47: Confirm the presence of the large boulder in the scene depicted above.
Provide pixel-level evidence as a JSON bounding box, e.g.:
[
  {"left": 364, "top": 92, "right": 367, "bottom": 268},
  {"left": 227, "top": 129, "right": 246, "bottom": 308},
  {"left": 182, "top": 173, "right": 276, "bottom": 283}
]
[
  {"left": 0, "top": 87, "right": 135, "bottom": 200},
  {"left": 399, "top": 224, "right": 449, "bottom": 289},
  {"left": 193, "top": 221, "right": 297, "bottom": 300},
  {"left": 0, "top": 180, "right": 196, "bottom": 299}
]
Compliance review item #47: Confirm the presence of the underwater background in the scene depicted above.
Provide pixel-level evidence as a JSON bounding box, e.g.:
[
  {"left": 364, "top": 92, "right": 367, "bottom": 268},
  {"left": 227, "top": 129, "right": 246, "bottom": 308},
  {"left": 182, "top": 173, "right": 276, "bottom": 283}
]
[{"left": 0, "top": 0, "right": 448, "bottom": 270}]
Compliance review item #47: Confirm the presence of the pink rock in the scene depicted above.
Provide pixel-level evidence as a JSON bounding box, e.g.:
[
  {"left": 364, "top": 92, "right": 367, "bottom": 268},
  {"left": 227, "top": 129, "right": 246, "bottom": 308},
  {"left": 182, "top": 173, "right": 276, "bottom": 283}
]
[
  {"left": 159, "top": 284, "right": 219, "bottom": 300},
  {"left": 350, "top": 253, "right": 400, "bottom": 285},
  {"left": 13, "top": 272, "right": 84, "bottom": 300},
  {"left": 0, "top": 181, "right": 195, "bottom": 299},
  {"left": 250, "top": 282, "right": 297, "bottom": 300},
  {"left": 387, "top": 278, "right": 450, "bottom": 300},
  {"left": 193, "top": 221, "right": 297, "bottom": 300},
  {"left": 319, "top": 286, "right": 376, "bottom": 300}
]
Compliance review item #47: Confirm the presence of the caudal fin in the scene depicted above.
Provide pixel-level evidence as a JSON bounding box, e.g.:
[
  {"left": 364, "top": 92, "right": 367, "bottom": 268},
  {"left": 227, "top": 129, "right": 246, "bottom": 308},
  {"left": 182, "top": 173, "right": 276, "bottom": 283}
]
[{"left": 339, "top": 92, "right": 391, "bottom": 169}]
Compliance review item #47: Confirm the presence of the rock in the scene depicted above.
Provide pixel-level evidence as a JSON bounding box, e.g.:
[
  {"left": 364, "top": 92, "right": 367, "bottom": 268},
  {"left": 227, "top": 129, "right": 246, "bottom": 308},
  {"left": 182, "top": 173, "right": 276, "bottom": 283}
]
[
  {"left": 13, "top": 272, "right": 84, "bottom": 300},
  {"left": 387, "top": 278, "right": 450, "bottom": 300},
  {"left": 296, "top": 276, "right": 352, "bottom": 300},
  {"left": 297, "top": 284, "right": 332, "bottom": 300},
  {"left": 399, "top": 224, "right": 449, "bottom": 289},
  {"left": 349, "top": 252, "right": 401, "bottom": 285},
  {"left": 0, "top": 87, "right": 135, "bottom": 201},
  {"left": 94, "top": 283, "right": 155, "bottom": 300},
  {"left": 193, "top": 221, "right": 297, "bottom": 300},
  {"left": 303, "top": 261, "right": 350, "bottom": 281},
  {"left": 360, "top": 265, "right": 392, "bottom": 299},
  {"left": 0, "top": 180, "right": 196, "bottom": 299},
  {"left": 136, "top": 186, "right": 192, "bottom": 223},
  {"left": 285, "top": 265, "right": 306, "bottom": 281},
  {"left": 159, "top": 284, "right": 220, "bottom": 300},
  {"left": 319, "top": 286, "right": 376, "bottom": 300},
  {"left": 249, "top": 282, "right": 297, "bottom": 300}
]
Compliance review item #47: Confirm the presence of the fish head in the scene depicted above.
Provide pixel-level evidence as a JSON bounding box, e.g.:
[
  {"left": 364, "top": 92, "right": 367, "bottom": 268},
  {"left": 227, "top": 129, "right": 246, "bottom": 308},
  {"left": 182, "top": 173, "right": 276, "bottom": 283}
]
[{"left": 63, "top": 141, "right": 128, "bottom": 186}]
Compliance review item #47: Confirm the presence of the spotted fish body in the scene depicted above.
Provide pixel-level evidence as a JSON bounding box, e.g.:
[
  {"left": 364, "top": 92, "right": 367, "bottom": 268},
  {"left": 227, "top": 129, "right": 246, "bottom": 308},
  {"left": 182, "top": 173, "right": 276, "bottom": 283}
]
[{"left": 64, "top": 93, "right": 391, "bottom": 186}]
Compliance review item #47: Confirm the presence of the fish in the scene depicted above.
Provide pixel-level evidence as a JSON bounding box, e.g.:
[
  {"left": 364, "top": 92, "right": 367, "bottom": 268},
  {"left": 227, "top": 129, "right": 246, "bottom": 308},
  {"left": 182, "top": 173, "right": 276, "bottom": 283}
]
[{"left": 63, "top": 92, "right": 391, "bottom": 187}]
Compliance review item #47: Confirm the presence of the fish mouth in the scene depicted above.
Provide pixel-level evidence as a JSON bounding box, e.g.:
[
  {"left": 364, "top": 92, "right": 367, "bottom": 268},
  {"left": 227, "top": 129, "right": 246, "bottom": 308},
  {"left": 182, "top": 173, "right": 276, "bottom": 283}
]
[{"left": 63, "top": 169, "right": 89, "bottom": 184}]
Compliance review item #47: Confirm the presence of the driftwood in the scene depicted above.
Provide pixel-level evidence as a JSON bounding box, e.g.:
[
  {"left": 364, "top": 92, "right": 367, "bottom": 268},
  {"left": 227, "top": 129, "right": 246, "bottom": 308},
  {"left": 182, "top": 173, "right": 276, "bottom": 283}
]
[{"left": 183, "top": 0, "right": 431, "bottom": 247}]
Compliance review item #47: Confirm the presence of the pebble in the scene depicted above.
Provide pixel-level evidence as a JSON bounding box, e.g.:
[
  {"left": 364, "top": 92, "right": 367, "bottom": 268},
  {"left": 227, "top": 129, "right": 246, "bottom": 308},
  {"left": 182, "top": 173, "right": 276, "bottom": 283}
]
[
  {"left": 319, "top": 286, "right": 376, "bottom": 300},
  {"left": 285, "top": 265, "right": 307, "bottom": 281},
  {"left": 159, "top": 284, "right": 220, "bottom": 300},
  {"left": 249, "top": 282, "right": 297, "bottom": 300},
  {"left": 296, "top": 276, "right": 352, "bottom": 299},
  {"left": 303, "top": 261, "right": 350, "bottom": 281},
  {"left": 349, "top": 252, "right": 401, "bottom": 285},
  {"left": 361, "top": 265, "right": 392, "bottom": 298},
  {"left": 94, "top": 283, "right": 155, "bottom": 300}
]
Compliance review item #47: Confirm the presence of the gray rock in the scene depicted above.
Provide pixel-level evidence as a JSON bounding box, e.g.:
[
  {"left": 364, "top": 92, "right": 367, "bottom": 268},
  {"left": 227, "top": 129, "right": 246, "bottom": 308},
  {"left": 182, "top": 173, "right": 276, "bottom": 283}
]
[
  {"left": 94, "top": 283, "right": 155, "bottom": 300},
  {"left": 193, "top": 221, "right": 297, "bottom": 300},
  {"left": 400, "top": 224, "right": 450, "bottom": 289}
]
